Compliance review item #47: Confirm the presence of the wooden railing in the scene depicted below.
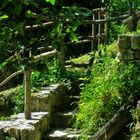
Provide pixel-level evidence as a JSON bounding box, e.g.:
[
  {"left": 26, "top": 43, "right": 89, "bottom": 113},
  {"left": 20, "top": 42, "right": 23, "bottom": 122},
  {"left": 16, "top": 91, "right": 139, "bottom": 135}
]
[{"left": 1, "top": 7, "right": 140, "bottom": 119}]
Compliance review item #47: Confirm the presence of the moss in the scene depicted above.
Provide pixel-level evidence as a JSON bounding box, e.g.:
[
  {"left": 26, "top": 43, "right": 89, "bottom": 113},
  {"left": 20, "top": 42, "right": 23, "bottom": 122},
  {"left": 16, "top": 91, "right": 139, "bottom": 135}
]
[{"left": 70, "top": 54, "right": 91, "bottom": 65}]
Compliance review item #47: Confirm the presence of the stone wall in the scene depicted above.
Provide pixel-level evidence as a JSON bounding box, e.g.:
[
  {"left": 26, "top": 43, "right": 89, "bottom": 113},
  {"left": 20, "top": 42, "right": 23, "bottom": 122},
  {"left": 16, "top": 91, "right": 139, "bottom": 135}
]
[
  {"left": 117, "top": 34, "right": 140, "bottom": 63},
  {"left": 0, "top": 84, "right": 67, "bottom": 140},
  {"left": 117, "top": 34, "right": 140, "bottom": 140}
]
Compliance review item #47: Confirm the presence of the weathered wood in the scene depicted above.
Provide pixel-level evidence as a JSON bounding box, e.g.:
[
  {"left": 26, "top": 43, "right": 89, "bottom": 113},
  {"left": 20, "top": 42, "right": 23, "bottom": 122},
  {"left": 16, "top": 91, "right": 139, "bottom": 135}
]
[
  {"left": 58, "top": 45, "right": 66, "bottom": 73},
  {"left": 123, "top": 11, "right": 140, "bottom": 31},
  {"left": 90, "top": 105, "right": 131, "bottom": 140},
  {"left": 25, "top": 21, "right": 53, "bottom": 30},
  {"left": 32, "top": 49, "right": 57, "bottom": 62},
  {"left": 0, "top": 50, "right": 57, "bottom": 88},
  {"left": 24, "top": 13, "right": 130, "bottom": 31},
  {"left": 91, "top": 11, "right": 96, "bottom": 51},
  {"left": 92, "top": 8, "right": 107, "bottom": 13},
  {"left": 84, "top": 14, "right": 130, "bottom": 25},
  {"left": 66, "top": 39, "right": 91, "bottom": 46},
  {"left": 24, "top": 67, "right": 31, "bottom": 119},
  {"left": 98, "top": 10, "right": 101, "bottom": 45},
  {"left": 0, "top": 70, "right": 23, "bottom": 88},
  {"left": 104, "top": 10, "right": 108, "bottom": 45}
]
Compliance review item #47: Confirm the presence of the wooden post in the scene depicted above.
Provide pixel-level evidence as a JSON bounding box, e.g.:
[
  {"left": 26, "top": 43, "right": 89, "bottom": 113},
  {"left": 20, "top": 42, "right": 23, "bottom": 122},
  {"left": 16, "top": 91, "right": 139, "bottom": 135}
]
[
  {"left": 104, "top": 8, "right": 108, "bottom": 45},
  {"left": 24, "top": 65, "right": 31, "bottom": 119},
  {"left": 58, "top": 45, "right": 66, "bottom": 73},
  {"left": 98, "top": 10, "right": 101, "bottom": 46},
  {"left": 91, "top": 11, "right": 95, "bottom": 51}
]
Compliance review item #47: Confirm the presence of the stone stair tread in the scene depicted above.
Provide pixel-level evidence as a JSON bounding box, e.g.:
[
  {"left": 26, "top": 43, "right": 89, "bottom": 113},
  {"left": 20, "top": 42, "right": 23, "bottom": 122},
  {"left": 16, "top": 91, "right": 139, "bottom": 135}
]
[
  {"left": 46, "top": 128, "right": 81, "bottom": 140},
  {"left": 57, "top": 110, "right": 77, "bottom": 116},
  {"left": 51, "top": 110, "right": 77, "bottom": 128}
]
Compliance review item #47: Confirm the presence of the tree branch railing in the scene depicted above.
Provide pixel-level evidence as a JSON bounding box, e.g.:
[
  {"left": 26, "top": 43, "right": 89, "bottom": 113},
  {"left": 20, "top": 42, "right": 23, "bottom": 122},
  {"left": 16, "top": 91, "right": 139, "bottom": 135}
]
[
  {"left": 0, "top": 49, "right": 57, "bottom": 88},
  {"left": 0, "top": 70, "right": 23, "bottom": 88},
  {"left": 1, "top": 8, "right": 139, "bottom": 120},
  {"left": 25, "top": 13, "right": 131, "bottom": 31}
]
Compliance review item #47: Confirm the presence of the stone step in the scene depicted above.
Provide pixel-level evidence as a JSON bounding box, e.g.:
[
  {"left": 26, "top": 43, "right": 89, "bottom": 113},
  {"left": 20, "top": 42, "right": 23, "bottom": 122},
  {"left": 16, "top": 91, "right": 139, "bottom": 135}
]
[
  {"left": 62, "top": 96, "right": 80, "bottom": 110},
  {"left": 0, "top": 112, "right": 50, "bottom": 140},
  {"left": 44, "top": 128, "right": 81, "bottom": 140},
  {"left": 51, "top": 110, "right": 77, "bottom": 128}
]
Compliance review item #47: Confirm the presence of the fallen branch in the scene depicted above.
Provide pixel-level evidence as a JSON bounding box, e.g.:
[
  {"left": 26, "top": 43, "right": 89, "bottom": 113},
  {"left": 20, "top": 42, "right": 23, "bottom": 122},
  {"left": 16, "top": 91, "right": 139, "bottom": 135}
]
[{"left": 90, "top": 105, "right": 131, "bottom": 140}]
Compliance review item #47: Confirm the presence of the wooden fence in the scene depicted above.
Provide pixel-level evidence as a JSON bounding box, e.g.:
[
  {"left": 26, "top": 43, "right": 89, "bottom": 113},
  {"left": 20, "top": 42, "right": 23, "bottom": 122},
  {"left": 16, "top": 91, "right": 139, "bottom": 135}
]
[{"left": 1, "top": 7, "right": 140, "bottom": 119}]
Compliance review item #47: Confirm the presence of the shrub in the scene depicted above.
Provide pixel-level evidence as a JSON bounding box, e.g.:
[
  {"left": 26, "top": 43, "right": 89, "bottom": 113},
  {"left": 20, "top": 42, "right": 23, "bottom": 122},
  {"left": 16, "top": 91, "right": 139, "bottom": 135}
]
[{"left": 75, "top": 44, "right": 140, "bottom": 139}]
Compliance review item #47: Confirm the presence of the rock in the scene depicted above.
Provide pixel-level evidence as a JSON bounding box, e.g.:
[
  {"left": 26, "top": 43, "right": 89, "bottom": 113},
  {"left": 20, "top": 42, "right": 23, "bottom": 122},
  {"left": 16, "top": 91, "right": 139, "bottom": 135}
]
[
  {"left": 118, "top": 35, "right": 131, "bottom": 50},
  {"left": 131, "top": 35, "right": 140, "bottom": 50},
  {"left": 1, "top": 112, "right": 50, "bottom": 140}
]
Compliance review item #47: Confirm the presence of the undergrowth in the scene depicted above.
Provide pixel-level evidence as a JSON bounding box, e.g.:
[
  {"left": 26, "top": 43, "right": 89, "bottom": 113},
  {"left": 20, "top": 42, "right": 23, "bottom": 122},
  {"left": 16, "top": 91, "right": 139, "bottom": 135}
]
[{"left": 75, "top": 43, "right": 140, "bottom": 139}]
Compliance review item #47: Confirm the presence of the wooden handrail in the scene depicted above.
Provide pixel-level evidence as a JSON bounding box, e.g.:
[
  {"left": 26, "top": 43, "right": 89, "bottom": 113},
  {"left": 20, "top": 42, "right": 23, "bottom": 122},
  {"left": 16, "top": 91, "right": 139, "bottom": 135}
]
[
  {"left": 0, "top": 49, "right": 57, "bottom": 88},
  {"left": 0, "top": 70, "right": 23, "bottom": 88},
  {"left": 25, "top": 13, "right": 131, "bottom": 30},
  {"left": 83, "top": 14, "right": 130, "bottom": 25}
]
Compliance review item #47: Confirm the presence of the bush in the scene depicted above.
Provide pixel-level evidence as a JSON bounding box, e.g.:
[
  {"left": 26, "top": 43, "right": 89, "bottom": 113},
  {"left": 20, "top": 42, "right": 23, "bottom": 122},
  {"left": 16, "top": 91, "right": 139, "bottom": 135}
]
[
  {"left": 31, "top": 58, "right": 61, "bottom": 89},
  {"left": 75, "top": 44, "right": 140, "bottom": 139}
]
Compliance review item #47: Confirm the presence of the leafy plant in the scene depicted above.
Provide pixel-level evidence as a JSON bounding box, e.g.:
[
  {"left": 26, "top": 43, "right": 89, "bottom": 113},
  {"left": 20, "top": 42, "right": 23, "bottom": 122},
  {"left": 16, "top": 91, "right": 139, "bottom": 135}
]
[
  {"left": 75, "top": 44, "right": 140, "bottom": 139},
  {"left": 31, "top": 58, "right": 61, "bottom": 88}
]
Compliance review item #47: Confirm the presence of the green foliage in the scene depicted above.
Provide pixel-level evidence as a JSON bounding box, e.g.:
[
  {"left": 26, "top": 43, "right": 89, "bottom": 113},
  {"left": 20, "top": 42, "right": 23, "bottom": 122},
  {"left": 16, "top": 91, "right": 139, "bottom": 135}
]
[
  {"left": 5, "top": 137, "right": 16, "bottom": 140},
  {"left": 0, "top": 86, "right": 24, "bottom": 115},
  {"left": 6, "top": 86, "right": 24, "bottom": 114},
  {"left": 32, "top": 58, "right": 61, "bottom": 88},
  {"left": 75, "top": 44, "right": 140, "bottom": 139},
  {"left": 70, "top": 54, "right": 91, "bottom": 64},
  {"left": 137, "top": 20, "right": 140, "bottom": 31},
  {"left": 11, "top": 86, "right": 24, "bottom": 114},
  {"left": 31, "top": 57, "right": 86, "bottom": 90},
  {"left": 45, "top": 0, "right": 56, "bottom": 5},
  {"left": 105, "top": 0, "right": 140, "bottom": 16},
  {"left": 109, "top": 24, "right": 129, "bottom": 43}
]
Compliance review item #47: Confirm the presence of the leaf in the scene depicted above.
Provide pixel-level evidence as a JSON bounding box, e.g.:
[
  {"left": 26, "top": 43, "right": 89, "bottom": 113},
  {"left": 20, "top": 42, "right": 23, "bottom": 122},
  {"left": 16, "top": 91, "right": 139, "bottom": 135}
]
[
  {"left": 70, "top": 32, "right": 78, "bottom": 42},
  {"left": 26, "top": 10, "right": 33, "bottom": 17},
  {"left": 72, "top": 21, "right": 78, "bottom": 31},
  {"left": 0, "top": 14, "right": 9, "bottom": 19},
  {"left": 0, "top": 61, "right": 8, "bottom": 69},
  {"left": 45, "top": 0, "right": 56, "bottom": 5}
]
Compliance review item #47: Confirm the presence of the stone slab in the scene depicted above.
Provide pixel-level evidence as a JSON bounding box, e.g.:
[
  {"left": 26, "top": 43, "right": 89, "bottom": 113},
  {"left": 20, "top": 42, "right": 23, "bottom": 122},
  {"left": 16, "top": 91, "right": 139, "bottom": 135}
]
[{"left": 0, "top": 112, "right": 50, "bottom": 140}]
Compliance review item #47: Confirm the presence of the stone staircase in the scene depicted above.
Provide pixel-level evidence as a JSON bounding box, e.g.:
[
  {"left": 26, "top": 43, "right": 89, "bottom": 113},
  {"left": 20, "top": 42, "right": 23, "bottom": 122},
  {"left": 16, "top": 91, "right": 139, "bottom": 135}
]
[
  {"left": 0, "top": 84, "right": 81, "bottom": 140},
  {"left": 43, "top": 92, "right": 81, "bottom": 140}
]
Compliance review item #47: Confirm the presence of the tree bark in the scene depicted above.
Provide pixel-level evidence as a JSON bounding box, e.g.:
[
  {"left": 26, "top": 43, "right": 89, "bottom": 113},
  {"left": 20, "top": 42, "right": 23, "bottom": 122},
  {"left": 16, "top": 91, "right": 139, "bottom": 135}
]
[
  {"left": 0, "top": 70, "right": 23, "bottom": 88},
  {"left": 58, "top": 45, "right": 66, "bottom": 73},
  {"left": 24, "top": 67, "right": 31, "bottom": 119},
  {"left": 90, "top": 105, "right": 131, "bottom": 140}
]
